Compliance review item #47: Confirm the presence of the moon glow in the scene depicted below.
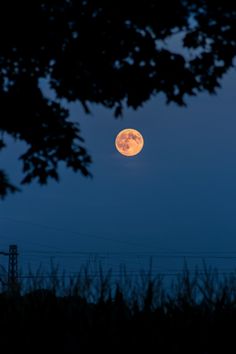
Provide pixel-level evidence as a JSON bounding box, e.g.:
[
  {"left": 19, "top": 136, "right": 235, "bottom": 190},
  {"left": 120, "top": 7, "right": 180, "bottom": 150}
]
[{"left": 115, "top": 128, "right": 144, "bottom": 157}]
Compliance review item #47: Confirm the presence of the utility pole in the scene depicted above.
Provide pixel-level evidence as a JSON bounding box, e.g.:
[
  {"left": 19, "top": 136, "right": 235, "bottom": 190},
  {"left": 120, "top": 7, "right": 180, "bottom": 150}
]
[
  {"left": 8, "top": 244, "right": 18, "bottom": 294},
  {"left": 0, "top": 244, "right": 19, "bottom": 294}
]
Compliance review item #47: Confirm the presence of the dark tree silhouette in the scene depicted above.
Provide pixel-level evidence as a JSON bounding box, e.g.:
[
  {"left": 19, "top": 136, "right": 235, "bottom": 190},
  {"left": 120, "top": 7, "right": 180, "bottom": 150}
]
[{"left": 0, "top": 0, "right": 236, "bottom": 197}]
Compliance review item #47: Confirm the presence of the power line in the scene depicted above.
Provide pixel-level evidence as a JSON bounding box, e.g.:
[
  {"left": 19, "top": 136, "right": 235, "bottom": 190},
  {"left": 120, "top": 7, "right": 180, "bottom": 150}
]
[
  {"left": 2, "top": 217, "right": 236, "bottom": 255},
  {"left": 20, "top": 251, "right": 236, "bottom": 259},
  {"left": 17, "top": 270, "right": 236, "bottom": 279},
  {"left": 0, "top": 216, "right": 143, "bottom": 246}
]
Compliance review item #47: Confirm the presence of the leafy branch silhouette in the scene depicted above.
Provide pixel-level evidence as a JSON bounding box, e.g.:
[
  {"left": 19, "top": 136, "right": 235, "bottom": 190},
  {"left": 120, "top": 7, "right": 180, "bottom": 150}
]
[{"left": 0, "top": 0, "right": 235, "bottom": 196}]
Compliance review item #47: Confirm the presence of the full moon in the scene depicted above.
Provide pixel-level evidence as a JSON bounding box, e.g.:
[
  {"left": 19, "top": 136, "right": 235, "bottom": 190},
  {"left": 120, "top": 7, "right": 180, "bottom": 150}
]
[{"left": 115, "top": 128, "right": 144, "bottom": 157}]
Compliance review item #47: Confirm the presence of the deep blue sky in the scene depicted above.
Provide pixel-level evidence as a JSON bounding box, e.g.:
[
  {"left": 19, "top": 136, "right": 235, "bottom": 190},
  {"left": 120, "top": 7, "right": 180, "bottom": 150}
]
[{"left": 1, "top": 69, "right": 236, "bottom": 276}]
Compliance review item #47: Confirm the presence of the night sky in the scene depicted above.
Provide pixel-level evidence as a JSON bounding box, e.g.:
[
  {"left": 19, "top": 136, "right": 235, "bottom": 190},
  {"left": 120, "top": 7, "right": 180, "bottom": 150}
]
[{"left": 1, "top": 69, "right": 236, "bottom": 277}]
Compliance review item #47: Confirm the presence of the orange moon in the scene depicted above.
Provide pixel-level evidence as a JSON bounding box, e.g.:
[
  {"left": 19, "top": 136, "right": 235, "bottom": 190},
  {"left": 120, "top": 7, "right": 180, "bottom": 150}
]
[{"left": 115, "top": 128, "right": 144, "bottom": 157}]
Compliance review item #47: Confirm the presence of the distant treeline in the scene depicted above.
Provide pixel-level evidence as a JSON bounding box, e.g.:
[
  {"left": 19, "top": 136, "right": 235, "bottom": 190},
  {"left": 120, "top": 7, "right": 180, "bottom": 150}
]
[{"left": 0, "top": 264, "right": 236, "bottom": 353}]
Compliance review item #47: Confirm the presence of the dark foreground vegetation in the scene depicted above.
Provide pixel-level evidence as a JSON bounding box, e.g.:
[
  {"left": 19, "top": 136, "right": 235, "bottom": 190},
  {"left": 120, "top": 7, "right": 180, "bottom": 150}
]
[{"left": 1, "top": 264, "right": 236, "bottom": 353}]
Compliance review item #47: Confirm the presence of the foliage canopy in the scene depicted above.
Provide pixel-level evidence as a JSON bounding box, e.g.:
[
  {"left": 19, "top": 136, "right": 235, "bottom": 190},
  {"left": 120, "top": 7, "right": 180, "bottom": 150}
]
[{"left": 1, "top": 0, "right": 236, "bottom": 196}]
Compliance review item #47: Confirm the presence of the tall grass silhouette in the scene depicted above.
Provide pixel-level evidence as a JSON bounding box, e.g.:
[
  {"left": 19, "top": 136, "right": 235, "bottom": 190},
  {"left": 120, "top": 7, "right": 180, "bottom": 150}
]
[{"left": 0, "top": 261, "right": 236, "bottom": 353}]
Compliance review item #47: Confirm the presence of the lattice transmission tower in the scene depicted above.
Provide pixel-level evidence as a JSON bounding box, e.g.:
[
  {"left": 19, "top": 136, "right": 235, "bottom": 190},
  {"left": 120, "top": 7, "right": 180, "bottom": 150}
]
[{"left": 0, "top": 244, "right": 19, "bottom": 293}]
